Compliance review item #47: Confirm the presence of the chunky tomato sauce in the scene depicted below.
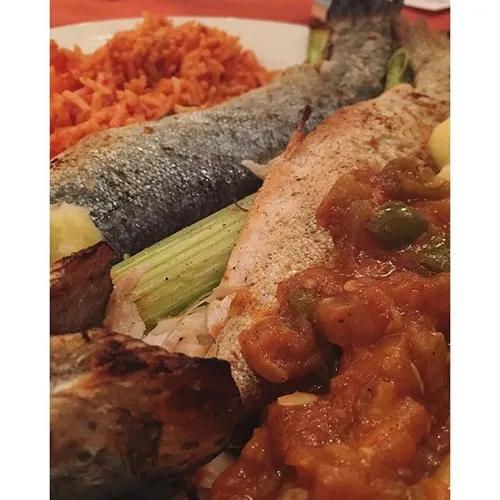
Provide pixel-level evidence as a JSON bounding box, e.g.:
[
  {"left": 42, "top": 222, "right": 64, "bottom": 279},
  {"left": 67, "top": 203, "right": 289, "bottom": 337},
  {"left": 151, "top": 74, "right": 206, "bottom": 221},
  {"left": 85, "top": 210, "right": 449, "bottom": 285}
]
[{"left": 211, "top": 160, "right": 450, "bottom": 499}]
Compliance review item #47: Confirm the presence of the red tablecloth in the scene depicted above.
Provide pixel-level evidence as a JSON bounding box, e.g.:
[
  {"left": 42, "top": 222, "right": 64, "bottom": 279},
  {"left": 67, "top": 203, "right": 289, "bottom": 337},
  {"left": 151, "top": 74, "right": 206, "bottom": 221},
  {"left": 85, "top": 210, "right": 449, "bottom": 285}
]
[{"left": 50, "top": 0, "right": 450, "bottom": 32}]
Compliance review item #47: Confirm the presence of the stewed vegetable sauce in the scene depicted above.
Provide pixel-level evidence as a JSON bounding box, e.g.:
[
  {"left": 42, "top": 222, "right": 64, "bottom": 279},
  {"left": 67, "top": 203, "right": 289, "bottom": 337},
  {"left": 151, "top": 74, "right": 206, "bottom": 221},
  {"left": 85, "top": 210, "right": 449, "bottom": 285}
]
[{"left": 211, "top": 159, "right": 450, "bottom": 499}]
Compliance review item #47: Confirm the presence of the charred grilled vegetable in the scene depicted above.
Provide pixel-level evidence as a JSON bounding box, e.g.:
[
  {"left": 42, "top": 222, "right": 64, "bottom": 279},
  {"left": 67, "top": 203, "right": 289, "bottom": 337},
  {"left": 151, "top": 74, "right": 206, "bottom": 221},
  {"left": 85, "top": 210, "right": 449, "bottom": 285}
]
[
  {"left": 50, "top": 242, "right": 116, "bottom": 334},
  {"left": 50, "top": 329, "right": 240, "bottom": 500}
]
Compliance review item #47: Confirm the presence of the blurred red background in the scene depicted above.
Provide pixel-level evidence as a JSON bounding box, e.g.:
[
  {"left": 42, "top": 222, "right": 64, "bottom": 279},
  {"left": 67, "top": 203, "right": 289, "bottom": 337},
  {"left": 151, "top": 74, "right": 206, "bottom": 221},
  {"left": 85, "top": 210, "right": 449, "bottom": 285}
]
[{"left": 50, "top": 0, "right": 449, "bottom": 31}]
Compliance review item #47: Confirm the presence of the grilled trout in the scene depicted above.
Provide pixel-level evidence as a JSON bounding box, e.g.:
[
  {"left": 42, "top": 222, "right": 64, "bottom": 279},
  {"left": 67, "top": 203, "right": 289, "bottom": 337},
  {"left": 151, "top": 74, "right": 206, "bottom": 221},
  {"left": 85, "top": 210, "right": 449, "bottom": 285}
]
[
  {"left": 206, "top": 23, "right": 451, "bottom": 417},
  {"left": 50, "top": 0, "right": 403, "bottom": 257},
  {"left": 50, "top": 329, "right": 240, "bottom": 500}
]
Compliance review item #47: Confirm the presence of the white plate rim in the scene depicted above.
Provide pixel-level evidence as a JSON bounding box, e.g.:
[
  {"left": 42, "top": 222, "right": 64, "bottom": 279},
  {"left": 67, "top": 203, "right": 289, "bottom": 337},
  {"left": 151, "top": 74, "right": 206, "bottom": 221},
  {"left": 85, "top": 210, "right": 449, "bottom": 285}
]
[
  {"left": 403, "top": 0, "right": 450, "bottom": 12},
  {"left": 50, "top": 16, "right": 310, "bottom": 70},
  {"left": 50, "top": 15, "right": 308, "bottom": 35}
]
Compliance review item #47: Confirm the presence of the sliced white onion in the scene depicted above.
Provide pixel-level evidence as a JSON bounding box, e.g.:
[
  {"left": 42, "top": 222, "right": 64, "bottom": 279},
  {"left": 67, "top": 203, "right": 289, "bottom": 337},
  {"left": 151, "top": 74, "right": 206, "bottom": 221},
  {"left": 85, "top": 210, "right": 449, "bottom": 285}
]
[{"left": 103, "top": 264, "right": 150, "bottom": 339}]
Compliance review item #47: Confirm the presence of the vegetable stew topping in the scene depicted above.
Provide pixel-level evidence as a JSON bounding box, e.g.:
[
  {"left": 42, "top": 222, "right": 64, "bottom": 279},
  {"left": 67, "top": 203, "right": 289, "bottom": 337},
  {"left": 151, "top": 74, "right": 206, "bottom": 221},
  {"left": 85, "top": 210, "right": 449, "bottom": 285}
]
[{"left": 216, "top": 159, "right": 450, "bottom": 499}]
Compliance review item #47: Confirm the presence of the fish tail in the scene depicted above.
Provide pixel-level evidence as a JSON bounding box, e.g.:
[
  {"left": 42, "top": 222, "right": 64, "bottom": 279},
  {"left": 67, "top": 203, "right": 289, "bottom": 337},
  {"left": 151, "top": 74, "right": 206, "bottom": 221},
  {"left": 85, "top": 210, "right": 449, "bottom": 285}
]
[
  {"left": 396, "top": 17, "right": 450, "bottom": 103},
  {"left": 309, "top": 1, "right": 403, "bottom": 64},
  {"left": 396, "top": 17, "right": 450, "bottom": 72},
  {"left": 321, "top": 0, "right": 404, "bottom": 62}
]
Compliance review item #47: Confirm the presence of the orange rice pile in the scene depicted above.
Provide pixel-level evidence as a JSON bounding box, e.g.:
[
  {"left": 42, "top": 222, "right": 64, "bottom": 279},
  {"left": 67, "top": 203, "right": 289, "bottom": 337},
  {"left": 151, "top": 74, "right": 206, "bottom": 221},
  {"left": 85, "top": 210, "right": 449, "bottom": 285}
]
[{"left": 50, "top": 13, "right": 274, "bottom": 159}]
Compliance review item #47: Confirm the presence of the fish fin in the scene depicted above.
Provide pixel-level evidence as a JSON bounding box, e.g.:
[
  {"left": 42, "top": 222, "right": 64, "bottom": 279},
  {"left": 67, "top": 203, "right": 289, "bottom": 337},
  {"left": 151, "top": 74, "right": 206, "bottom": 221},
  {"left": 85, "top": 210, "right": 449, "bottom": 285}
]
[
  {"left": 285, "top": 105, "right": 313, "bottom": 156},
  {"left": 327, "top": 0, "right": 404, "bottom": 20},
  {"left": 298, "top": 104, "right": 313, "bottom": 133},
  {"left": 395, "top": 16, "right": 450, "bottom": 73}
]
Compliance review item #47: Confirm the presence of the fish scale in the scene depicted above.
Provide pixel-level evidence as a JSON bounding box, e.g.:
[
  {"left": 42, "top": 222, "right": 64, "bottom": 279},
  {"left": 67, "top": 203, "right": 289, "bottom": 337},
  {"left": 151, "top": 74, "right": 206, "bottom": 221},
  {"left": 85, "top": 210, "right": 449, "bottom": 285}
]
[{"left": 50, "top": 3, "right": 401, "bottom": 257}]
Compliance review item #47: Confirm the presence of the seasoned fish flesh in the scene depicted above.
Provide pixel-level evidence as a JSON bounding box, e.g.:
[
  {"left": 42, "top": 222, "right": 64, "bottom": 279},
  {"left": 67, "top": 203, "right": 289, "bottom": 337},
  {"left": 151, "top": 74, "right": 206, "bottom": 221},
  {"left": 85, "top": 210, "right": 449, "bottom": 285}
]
[
  {"left": 50, "top": 329, "right": 240, "bottom": 500},
  {"left": 50, "top": 0, "right": 403, "bottom": 257},
  {"left": 207, "top": 24, "right": 451, "bottom": 417}
]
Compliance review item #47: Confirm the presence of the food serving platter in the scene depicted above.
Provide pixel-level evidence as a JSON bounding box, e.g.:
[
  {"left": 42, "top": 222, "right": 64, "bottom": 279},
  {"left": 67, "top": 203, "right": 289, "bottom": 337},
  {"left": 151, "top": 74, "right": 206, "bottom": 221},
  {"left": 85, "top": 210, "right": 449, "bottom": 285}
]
[
  {"left": 50, "top": 16, "right": 310, "bottom": 71},
  {"left": 50, "top": 6, "right": 451, "bottom": 497},
  {"left": 404, "top": 0, "right": 450, "bottom": 11}
]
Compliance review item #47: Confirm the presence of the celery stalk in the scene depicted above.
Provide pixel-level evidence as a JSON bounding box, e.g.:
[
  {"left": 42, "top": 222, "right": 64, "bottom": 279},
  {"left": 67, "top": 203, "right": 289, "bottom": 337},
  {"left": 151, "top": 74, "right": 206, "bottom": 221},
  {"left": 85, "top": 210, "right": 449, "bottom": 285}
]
[{"left": 111, "top": 195, "right": 254, "bottom": 328}]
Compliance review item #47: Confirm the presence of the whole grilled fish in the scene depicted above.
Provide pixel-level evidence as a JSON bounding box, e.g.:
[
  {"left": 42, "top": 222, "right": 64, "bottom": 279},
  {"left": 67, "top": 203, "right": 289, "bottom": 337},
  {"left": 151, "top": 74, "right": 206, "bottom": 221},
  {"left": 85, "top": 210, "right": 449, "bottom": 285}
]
[
  {"left": 50, "top": 329, "right": 240, "bottom": 500},
  {"left": 50, "top": 0, "right": 403, "bottom": 257},
  {"left": 206, "top": 23, "right": 451, "bottom": 417}
]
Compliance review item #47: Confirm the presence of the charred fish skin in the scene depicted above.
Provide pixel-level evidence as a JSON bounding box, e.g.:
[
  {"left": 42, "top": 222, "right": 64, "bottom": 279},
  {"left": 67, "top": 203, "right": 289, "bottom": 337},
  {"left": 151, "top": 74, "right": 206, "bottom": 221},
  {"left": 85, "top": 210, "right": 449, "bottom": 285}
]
[
  {"left": 50, "top": 329, "right": 240, "bottom": 500},
  {"left": 50, "top": 0, "right": 402, "bottom": 257}
]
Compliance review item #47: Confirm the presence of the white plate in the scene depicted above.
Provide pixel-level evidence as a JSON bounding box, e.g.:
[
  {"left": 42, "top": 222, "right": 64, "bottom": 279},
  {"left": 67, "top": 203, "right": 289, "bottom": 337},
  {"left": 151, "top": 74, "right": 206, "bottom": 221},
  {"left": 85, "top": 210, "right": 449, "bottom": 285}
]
[
  {"left": 50, "top": 16, "right": 310, "bottom": 71},
  {"left": 404, "top": 0, "right": 450, "bottom": 12}
]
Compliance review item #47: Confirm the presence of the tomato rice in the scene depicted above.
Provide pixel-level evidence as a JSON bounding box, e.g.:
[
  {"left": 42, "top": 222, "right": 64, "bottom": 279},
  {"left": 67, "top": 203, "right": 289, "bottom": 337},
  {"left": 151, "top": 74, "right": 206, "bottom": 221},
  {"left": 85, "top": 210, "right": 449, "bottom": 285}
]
[{"left": 50, "top": 13, "right": 274, "bottom": 159}]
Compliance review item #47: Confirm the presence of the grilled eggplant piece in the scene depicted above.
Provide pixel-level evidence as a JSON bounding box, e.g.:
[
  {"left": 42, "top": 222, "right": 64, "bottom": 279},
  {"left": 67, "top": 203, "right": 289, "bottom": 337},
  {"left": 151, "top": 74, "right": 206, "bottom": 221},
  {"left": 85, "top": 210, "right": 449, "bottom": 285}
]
[
  {"left": 50, "top": 329, "right": 240, "bottom": 500},
  {"left": 50, "top": 241, "right": 116, "bottom": 334}
]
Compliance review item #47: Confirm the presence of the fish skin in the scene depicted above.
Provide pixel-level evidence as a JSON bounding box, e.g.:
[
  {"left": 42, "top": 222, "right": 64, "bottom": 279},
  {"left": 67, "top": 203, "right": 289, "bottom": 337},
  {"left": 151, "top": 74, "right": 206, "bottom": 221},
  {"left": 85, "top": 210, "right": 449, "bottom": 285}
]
[
  {"left": 207, "top": 25, "right": 450, "bottom": 418},
  {"left": 50, "top": 329, "right": 240, "bottom": 500},
  {"left": 50, "top": 2, "right": 402, "bottom": 257}
]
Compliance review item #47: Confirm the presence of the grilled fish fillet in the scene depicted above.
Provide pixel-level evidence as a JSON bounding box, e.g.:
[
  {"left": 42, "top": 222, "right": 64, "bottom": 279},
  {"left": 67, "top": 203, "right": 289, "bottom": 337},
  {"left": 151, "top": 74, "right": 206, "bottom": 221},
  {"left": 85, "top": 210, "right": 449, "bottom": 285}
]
[
  {"left": 50, "top": 0, "right": 402, "bottom": 257},
  {"left": 50, "top": 329, "right": 240, "bottom": 500},
  {"left": 207, "top": 25, "right": 450, "bottom": 417}
]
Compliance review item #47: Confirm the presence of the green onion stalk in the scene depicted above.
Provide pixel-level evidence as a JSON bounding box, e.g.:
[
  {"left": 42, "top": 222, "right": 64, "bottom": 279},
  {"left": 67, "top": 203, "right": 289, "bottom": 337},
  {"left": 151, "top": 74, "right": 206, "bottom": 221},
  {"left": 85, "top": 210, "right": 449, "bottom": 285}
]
[{"left": 112, "top": 195, "right": 255, "bottom": 328}]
